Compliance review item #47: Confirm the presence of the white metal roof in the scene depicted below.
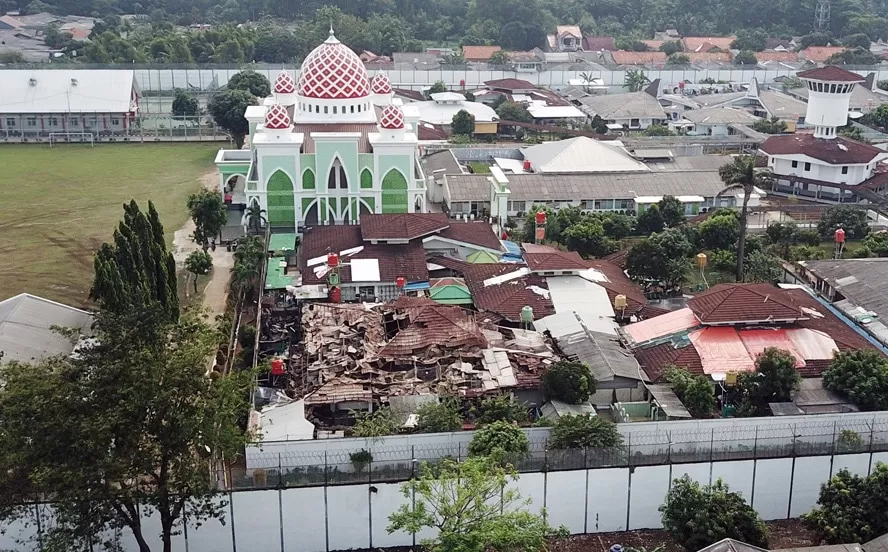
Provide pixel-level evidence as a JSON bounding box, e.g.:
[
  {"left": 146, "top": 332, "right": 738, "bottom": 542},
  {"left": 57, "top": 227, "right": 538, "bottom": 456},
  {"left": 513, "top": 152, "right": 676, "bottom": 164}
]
[
  {"left": 0, "top": 70, "right": 137, "bottom": 114},
  {"left": 521, "top": 136, "right": 650, "bottom": 174},
  {"left": 430, "top": 91, "right": 466, "bottom": 102},
  {"left": 0, "top": 293, "right": 93, "bottom": 363},
  {"left": 527, "top": 104, "right": 586, "bottom": 119},
  {"left": 413, "top": 98, "right": 498, "bottom": 125}
]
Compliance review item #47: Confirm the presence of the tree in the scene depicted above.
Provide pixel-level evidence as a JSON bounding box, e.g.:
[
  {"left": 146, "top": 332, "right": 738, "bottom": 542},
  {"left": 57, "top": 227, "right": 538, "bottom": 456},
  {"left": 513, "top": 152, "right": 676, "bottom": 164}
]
[
  {"left": 699, "top": 211, "right": 739, "bottom": 251},
  {"left": 838, "top": 124, "right": 867, "bottom": 142},
  {"left": 207, "top": 89, "right": 254, "bottom": 149},
  {"left": 799, "top": 32, "right": 833, "bottom": 49},
  {"left": 661, "top": 476, "right": 769, "bottom": 551},
  {"left": 842, "top": 33, "right": 872, "bottom": 50},
  {"left": 644, "top": 123, "right": 676, "bottom": 135},
  {"left": 660, "top": 40, "right": 683, "bottom": 55},
  {"left": 826, "top": 48, "right": 881, "bottom": 65},
  {"left": 488, "top": 49, "right": 510, "bottom": 65},
  {"left": 803, "top": 464, "right": 888, "bottom": 544},
  {"left": 658, "top": 196, "right": 685, "bottom": 228},
  {"left": 244, "top": 203, "right": 267, "bottom": 234},
  {"left": 496, "top": 101, "right": 533, "bottom": 123},
  {"left": 352, "top": 406, "right": 399, "bottom": 438},
  {"left": 468, "top": 421, "right": 529, "bottom": 459},
  {"left": 823, "top": 349, "right": 888, "bottom": 410},
  {"left": 428, "top": 80, "right": 448, "bottom": 96},
  {"left": 477, "top": 394, "right": 529, "bottom": 424},
  {"left": 626, "top": 230, "right": 694, "bottom": 286},
  {"left": 415, "top": 398, "right": 462, "bottom": 433},
  {"left": 735, "top": 348, "right": 801, "bottom": 416},
  {"left": 666, "top": 53, "right": 691, "bottom": 65},
  {"left": 865, "top": 231, "right": 888, "bottom": 256},
  {"left": 171, "top": 88, "right": 199, "bottom": 117},
  {"left": 226, "top": 70, "right": 270, "bottom": 97},
  {"left": 718, "top": 156, "right": 771, "bottom": 281},
  {"left": 442, "top": 51, "right": 466, "bottom": 65},
  {"left": 0, "top": 306, "right": 253, "bottom": 552},
  {"left": 563, "top": 221, "right": 618, "bottom": 258},
  {"left": 451, "top": 109, "right": 476, "bottom": 136},
  {"left": 752, "top": 116, "right": 787, "bottom": 134},
  {"left": 743, "top": 250, "right": 782, "bottom": 283},
  {"left": 603, "top": 214, "right": 634, "bottom": 239},
  {"left": 664, "top": 366, "right": 715, "bottom": 418},
  {"left": 624, "top": 69, "right": 650, "bottom": 92},
  {"left": 388, "top": 456, "right": 566, "bottom": 552},
  {"left": 765, "top": 221, "right": 799, "bottom": 258},
  {"left": 548, "top": 414, "right": 623, "bottom": 449},
  {"left": 817, "top": 206, "right": 869, "bottom": 239},
  {"left": 864, "top": 104, "right": 888, "bottom": 129},
  {"left": 90, "top": 200, "right": 179, "bottom": 322},
  {"left": 184, "top": 250, "right": 212, "bottom": 293},
  {"left": 732, "top": 50, "right": 758, "bottom": 65},
  {"left": 230, "top": 235, "right": 266, "bottom": 293},
  {"left": 542, "top": 360, "right": 595, "bottom": 404},
  {"left": 637, "top": 204, "right": 666, "bottom": 234},
  {"left": 731, "top": 29, "right": 767, "bottom": 51},
  {"left": 188, "top": 189, "right": 228, "bottom": 247}
]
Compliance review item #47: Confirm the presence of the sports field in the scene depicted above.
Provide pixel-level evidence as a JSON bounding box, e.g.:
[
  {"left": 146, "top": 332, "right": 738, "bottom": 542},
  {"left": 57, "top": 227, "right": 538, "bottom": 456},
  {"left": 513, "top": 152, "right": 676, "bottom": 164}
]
[{"left": 0, "top": 143, "right": 221, "bottom": 307}]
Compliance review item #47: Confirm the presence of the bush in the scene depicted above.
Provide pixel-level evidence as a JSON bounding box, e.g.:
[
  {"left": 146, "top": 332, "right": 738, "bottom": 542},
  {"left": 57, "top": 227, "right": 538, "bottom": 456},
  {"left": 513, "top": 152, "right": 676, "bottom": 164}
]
[
  {"left": 661, "top": 476, "right": 769, "bottom": 550},
  {"left": 734, "top": 348, "right": 801, "bottom": 416},
  {"left": 823, "top": 349, "right": 888, "bottom": 411},
  {"left": 352, "top": 407, "right": 399, "bottom": 438},
  {"left": 468, "top": 421, "right": 529, "bottom": 459},
  {"left": 793, "top": 229, "right": 821, "bottom": 246},
  {"left": 864, "top": 231, "right": 888, "bottom": 256},
  {"left": 664, "top": 366, "right": 715, "bottom": 418},
  {"left": 477, "top": 394, "right": 529, "bottom": 425},
  {"left": 850, "top": 245, "right": 874, "bottom": 258},
  {"left": 709, "top": 249, "right": 737, "bottom": 273},
  {"left": 817, "top": 206, "right": 869, "bottom": 239},
  {"left": 789, "top": 245, "right": 826, "bottom": 261},
  {"left": 804, "top": 464, "right": 888, "bottom": 544},
  {"left": 415, "top": 398, "right": 463, "bottom": 433},
  {"left": 542, "top": 361, "right": 596, "bottom": 404},
  {"left": 549, "top": 414, "right": 622, "bottom": 449}
]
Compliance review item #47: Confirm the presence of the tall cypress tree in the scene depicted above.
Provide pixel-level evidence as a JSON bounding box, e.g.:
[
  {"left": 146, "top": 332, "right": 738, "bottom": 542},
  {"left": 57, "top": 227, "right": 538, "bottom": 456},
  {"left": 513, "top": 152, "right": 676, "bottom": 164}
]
[{"left": 90, "top": 201, "right": 179, "bottom": 321}]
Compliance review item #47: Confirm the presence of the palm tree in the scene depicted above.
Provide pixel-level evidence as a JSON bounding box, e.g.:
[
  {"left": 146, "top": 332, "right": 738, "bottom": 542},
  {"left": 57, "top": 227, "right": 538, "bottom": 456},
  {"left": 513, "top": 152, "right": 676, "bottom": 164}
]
[
  {"left": 244, "top": 203, "right": 267, "bottom": 234},
  {"left": 716, "top": 156, "right": 772, "bottom": 282},
  {"left": 623, "top": 69, "right": 650, "bottom": 92}
]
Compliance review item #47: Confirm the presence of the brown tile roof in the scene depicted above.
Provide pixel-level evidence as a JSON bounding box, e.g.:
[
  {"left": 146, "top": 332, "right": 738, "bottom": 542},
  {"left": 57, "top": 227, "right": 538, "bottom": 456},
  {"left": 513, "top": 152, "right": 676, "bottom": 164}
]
[
  {"left": 635, "top": 341, "right": 703, "bottom": 382},
  {"left": 800, "top": 46, "right": 847, "bottom": 63},
  {"left": 483, "top": 78, "right": 537, "bottom": 91},
  {"left": 394, "top": 88, "right": 425, "bottom": 101},
  {"left": 524, "top": 250, "right": 591, "bottom": 271},
  {"left": 463, "top": 264, "right": 555, "bottom": 322},
  {"left": 682, "top": 36, "right": 736, "bottom": 52},
  {"left": 760, "top": 134, "right": 883, "bottom": 165},
  {"left": 360, "top": 213, "right": 449, "bottom": 241},
  {"left": 687, "top": 283, "right": 808, "bottom": 324},
  {"left": 687, "top": 52, "right": 733, "bottom": 63},
  {"left": 300, "top": 225, "right": 428, "bottom": 285},
  {"left": 463, "top": 45, "right": 501, "bottom": 61},
  {"left": 797, "top": 66, "right": 865, "bottom": 82},
  {"left": 427, "top": 255, "right": 472, "bottom": 273},
  {"left": 583, "top": 36, "right": 616, "bottom": 51},
  {"left": 611, "top": 50, "right": 667, "bottom": 65},
  {"left": 602, "top": 250, "right": 628, "bottom": 269},
  {"left": 782, "top": 288, "right": 876, "bottom": 355},
  {"left": 436, "top": 221, "right": 504, "bottom": 251},
  {"left": 379, "top": 303, "right": 487, "bottom": 358},
  {"left": 587, "top": 259, "right": 649, "bottom": 316},
  {"left": 521, "top": 243, "right": 561, "bottom": 253},
  {"left": 417, "top": 123, "right": 450, "bottom": 140},
  {"left": 860, "top": 170, "right": 888, "bottom": 191},
  {"left": 755, "top": 51, "right": 799, "bottom": 63},
  {"left": 296, "top": 123, "right": 378, "bottom": 153}
]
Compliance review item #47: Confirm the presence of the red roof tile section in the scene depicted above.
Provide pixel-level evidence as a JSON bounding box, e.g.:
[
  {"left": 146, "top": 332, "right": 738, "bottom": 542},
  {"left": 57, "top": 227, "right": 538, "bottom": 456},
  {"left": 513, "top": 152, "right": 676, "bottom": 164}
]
[
  {"left": 801, "top": 46, "right": 847, "bottom": 63},
  {"left": 688, "top": 283, "right": 807, "bottom": 324},
  {"left": 634, "top": 342, "right": 703, "bottom": 382},
  {"left": 682, "top": 36, "right": 736, "bottom": 52},
  {"left": 300, "top": 225, "right": 428, "bottom": 285},
  {"left": 524, "top": 250, "right": 591, "bottom": 272},
  {"left": 797, "top": 66, "right": 864, "bottom": 82},
  {"left": 484, "top": 78, "right": 537, "bottom": 91},
  {"left": 360, "top": 213, "right": 449, "bottom": 241},
  {"left": 755, "top": 51, "right": 800, "bottom": 63},
  {"left": 463, "top": 45, "right": 501, "bottom": 61},
  {"left": 582, "top": 36, "right": 616, "bottom": 51},
  {"left": 611, "top": 51, "right": 667, "bottom": 65},
  {"left": 760, "top": 134, "right": 882, "bottom": 165},
  {"left": 436, "top": 221, "right": 504, "bottom": 251},
  {"left": 463, "top": 264, "right": 554, "bottom": 322},
  {"left": 379, "top": 303, "right": 487, "bottom": 358}
]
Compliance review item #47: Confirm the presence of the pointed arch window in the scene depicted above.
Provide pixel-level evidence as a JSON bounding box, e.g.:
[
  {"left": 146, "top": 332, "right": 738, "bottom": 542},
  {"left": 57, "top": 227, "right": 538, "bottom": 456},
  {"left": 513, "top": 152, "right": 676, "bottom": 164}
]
[{"left": 328, "top": 158, "right": 348, "bottom": 190}]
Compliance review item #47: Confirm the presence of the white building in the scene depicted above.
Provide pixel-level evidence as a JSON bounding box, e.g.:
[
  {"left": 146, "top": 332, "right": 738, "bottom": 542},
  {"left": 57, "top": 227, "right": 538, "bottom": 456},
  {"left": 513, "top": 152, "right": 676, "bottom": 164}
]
[
  {"left": 674, "top": 106, "right": 761, "bottom": 136},
  {"left": 576, "top": 80, "right": 667, "bottom": 130},
  {"left": 759, "top": 66, "right": 888, "bottom": 202},
  {"left": 411, "top": 92, "right": 499, "bottom": 134}
]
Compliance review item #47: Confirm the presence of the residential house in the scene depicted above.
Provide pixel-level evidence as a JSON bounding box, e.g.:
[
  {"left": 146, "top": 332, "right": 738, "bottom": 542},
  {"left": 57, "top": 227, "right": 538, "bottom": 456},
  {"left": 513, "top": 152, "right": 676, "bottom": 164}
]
[
  {"left": 714, "top": 78, "right": 808, "bottom": 124},
  {"left": 765, "top": 38, "right": 796, "bottom": 51},
  {"left": 682, "top": 36, "right": 737, "bottom": 53},
  {"left": 800, "top": 46, "right": 847, "bottom": 63},
  {"left": 676, "top": 106, "right": 761, "bottom": 136},
  {"left": 462, "top": 45, "right": 502, "bottom": 63},
  {"left": 582, "top": 36, "right": 616, "bottom": 52},
  {"left": 412, "top": 92, "right": 499, "bottom": 134},
  {"left": 507, "top": 50, "right": 545, "bottom": 72},
  {"left": 576, "top": 80, "right": 667, "bottom": 129},
  {"left": 755, "top": 51, "right": 801, "bottom": 63},
  {"left": 547, "top": 25, "right": 583, "bottom": 52}
]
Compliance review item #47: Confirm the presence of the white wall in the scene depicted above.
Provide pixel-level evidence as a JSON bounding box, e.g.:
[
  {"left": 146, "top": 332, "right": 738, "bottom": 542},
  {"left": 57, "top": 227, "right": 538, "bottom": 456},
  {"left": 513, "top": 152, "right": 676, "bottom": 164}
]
[{"left": 770, "top": 156, "right": 872, "bottom": 185}]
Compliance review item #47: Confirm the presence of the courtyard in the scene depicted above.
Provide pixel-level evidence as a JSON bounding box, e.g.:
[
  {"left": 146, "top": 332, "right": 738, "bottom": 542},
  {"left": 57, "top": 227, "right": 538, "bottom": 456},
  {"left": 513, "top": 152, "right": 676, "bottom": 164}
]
[{"left": 0, "top": 143, "right": 220, "bottom": 306}]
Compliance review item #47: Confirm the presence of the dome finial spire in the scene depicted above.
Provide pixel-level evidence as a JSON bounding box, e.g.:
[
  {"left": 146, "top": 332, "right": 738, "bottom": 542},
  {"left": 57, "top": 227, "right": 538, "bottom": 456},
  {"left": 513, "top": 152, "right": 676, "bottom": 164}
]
[{"left": 325, "top": 22, "right": 338, "bottom": 43}]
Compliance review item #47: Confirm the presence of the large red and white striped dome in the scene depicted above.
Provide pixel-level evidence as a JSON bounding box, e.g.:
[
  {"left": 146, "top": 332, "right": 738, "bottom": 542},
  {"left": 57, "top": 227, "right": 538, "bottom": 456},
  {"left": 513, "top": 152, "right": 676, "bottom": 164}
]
[
  {"left": 274, "top": 70, "right": 296, "bottom": 94},
  {"left": 379, "top": 105, "right": 405, "bottom": 129},
  {"left": 371, "top": 73, "right": 392, "bottom": 95},
  {"left": 298, "top": 30, "right": 371, "bottom": 100}
]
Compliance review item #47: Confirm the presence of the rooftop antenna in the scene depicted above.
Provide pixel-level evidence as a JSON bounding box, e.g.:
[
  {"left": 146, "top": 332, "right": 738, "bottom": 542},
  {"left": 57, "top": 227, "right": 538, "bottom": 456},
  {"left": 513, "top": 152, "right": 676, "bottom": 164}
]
[{"left": 814, "top": 0, "right": 831, "bottom": 32}]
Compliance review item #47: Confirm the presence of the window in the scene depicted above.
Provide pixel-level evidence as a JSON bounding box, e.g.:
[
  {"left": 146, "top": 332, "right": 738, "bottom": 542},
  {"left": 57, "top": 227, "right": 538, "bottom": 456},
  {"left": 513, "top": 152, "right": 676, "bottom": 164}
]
[
  {"left": 49, "top": 117, "right": 58, "bottom": 126},
  {"left": 350, "top": 105, "right": 354, "bottom": 113},
  {"left": 791, "top": 160, "right": 798, "bottom": 168},
  {"left": 324, "top": 106, "right": 328, "bottom": 114},
  {"left": 617, "top": 199, "right": 632, "bottom": 210},
  {"left": 508, "top": 201, "right": 526, "bottom": 212},
  {"left": 630, "top": 118, "right": 640, "bottom": 127},
  {"left": 5, "top": 118, "right": 15, "bottom": 127},
  {"left": 842, "top": 166, "right": 849, "bottom": 174},
  {"left": 804, "top": 162, "right": 811, "bottom": 171},
  {"left": 327, "top": 159, "right": 348, "bottom": 190},
  {"left": 70, "top": 117, "right": 79, "bottom": 126},
  {"left": 333, "top": 106, "right": 337, "bottom": 114},
  {"left": 26, "top": 118, "right": 37, "bottom": 127},
  {"left": 110, "top": 117, "right": 120, "bottom": 125}
]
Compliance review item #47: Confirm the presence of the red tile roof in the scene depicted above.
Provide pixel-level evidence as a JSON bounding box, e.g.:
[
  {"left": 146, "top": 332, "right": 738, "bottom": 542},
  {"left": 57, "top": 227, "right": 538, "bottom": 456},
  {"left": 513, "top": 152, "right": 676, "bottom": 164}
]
[
  {"left": 602, "top": 250, "right": 628, "bottom": 269},
  {"left": 300, "top": 225, "right": 428, "bottom": 285},
  {"left": 524, "top": 250, "right": 591, "bottom": 272},
  {"left": 463, "top": 45, "right": 501, "bottom": 61},
  {"left": 611, "top": 50, "right": 667, "bottom": 65},
  {"left": 635, "top": 341, "right": 704, "bottom": 382},
  {"left": 463, "top": 264, "right": 554, "bottom": 322},
  {"left": 682, "top": 36, "right": 736, "bottom": 52},
  {"left": 688, "top": 283, "right": 807, "bottom": 324},
  {"left": 360, "top": 213, "right": 449, "bottom": 241},
  {"left": 797, "top": 66, "right": 865, "bottom": 82},
  {"left": 418, "top": 123, "right": 450, "bottom": 140},
  {"left": 687, "top": 52, "right": 733, "bottom": 63},
  {"left": 427, "top": 255, "right": 473, "bottom": 273},
  {"left": 587, "top": 259, "right": 651, "bottom": 317},
  {"left": 379, "top": 303, "right": 487, "bottom": 358},
  {"left": 483, "top": 78, "right": 538, "bottom": 91},
  {"left": 760, "top": 134, "right": 883, "bottom": 165},
  {"left": 583, "top": 36, "right": 616, "bottom": 51},
  {"left": 755, "top": 51, "right": 799, "bottom": 63},
  {"left": 394, "top": 88, "right": 425, "bottom": 101},
  {"left": 436, "top": 221, "right": 504, "bottom": 251},
  {"left": 800, "top": 46, "right": 847, "bottom": 63}
]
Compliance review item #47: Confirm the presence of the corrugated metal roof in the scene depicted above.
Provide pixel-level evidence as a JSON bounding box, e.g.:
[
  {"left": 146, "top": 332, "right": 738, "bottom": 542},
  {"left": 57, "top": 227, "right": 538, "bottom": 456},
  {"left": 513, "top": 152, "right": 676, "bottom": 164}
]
[
  {"left": 521, "top": 137, "right": 649, "bottom": 174},
  {"left": 0, "top": 293, "right": 93, "bottom": 363},
  {"left": 557, "top": 329, "right": 646, "bottom": 383},
  {"left": 578, "top": 91, "right": 666, "bottom": 119},
  {"left": 0, "top": 70, "right": 136, "bottom": 114},
  {"left": 646, "top": 383, "right": 692, "bottom": 418}
]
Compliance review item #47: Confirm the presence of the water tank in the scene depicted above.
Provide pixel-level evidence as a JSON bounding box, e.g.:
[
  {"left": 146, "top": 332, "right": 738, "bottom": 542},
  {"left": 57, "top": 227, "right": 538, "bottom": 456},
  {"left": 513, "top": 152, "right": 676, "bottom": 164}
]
[
  {"left": 835, "top": 228, "right": 846, "bottom": 244},
  {"left": 696, "top": 252, "right": 708, "bottom": 268},
  {"left": 270, "top": 358, "right": 285, "bottom": 376},
  {"left": 535, "top": 210, "right": 547, "bottom": 225},
  {"left": 396, "top": 276, "right": 406, "bottom": 288},
  {"left": 327, "top": 252, "right": 339, "bottom": 267},
  {"left": 520, "top": 305, "right": 534, "bottom": 323},
  {"left": 329, "top": 286, "right": 341, "bottom": 303},
  {"left": 614, "top": 294, "right": 628, "bottom": 309},
  {"left": 523, "top": 159, "right": 532, "bottom": 171}
]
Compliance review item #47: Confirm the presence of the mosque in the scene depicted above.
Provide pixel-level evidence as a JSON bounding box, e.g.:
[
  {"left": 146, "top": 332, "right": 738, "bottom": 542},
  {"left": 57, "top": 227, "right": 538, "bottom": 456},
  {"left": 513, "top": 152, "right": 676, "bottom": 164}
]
[{"left": 214, "top": 30, "right": 426, "bottom": 231}]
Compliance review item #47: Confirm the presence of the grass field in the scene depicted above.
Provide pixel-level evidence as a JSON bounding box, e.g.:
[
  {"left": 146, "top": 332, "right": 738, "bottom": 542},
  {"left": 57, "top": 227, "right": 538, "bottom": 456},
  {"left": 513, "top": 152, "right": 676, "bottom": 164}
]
[{"left": 0, "top": 143, "right": 221, "bottom": 307}]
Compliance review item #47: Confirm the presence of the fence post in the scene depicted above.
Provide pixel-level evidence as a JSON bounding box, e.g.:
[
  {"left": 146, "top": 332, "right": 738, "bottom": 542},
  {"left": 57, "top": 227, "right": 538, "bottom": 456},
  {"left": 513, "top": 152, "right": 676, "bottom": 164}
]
[
  {"left": 278, "top": 453, "right": 283, "bottom": 489},
  {"left": 411, "top": 445, "right": 415, "bottom": 478}
]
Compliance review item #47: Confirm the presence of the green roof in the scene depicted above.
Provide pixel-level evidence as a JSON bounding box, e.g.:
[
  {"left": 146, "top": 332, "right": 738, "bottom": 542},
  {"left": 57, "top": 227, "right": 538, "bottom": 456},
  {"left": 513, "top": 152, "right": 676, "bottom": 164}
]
[
  {"left": 466, "top": 250, "right": 500, "bottom": 264},
  {"left": 268, "top": 233, "right": 298, "bottom": 253},
  {"left": 430, "top": 278, "right": 473, "bottom": 305},
  {"left": 265, "top": 256, "right": 296, "bottom": 290}
]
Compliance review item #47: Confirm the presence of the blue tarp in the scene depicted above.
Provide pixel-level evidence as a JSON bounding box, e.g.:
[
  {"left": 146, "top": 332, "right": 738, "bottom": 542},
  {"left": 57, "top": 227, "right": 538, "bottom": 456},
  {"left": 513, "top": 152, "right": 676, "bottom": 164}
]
[
  {"left": 403, "top": 281, "right": 431, "bottom": 291},
  {"left": 501, "top": 240, "right": 522, "bottom": 256}
]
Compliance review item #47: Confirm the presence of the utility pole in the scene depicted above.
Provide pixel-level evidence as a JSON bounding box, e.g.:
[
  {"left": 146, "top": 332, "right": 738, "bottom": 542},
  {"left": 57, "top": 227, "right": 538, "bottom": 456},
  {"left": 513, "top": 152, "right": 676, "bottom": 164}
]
[{"left": 814, "top": 0, "right": 831, "bottom": 33}]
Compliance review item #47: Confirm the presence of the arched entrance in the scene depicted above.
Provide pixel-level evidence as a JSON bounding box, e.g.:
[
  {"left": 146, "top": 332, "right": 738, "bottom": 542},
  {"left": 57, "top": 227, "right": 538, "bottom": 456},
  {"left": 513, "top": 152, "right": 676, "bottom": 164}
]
[
  {"left": 266, "top": 170, "right": 295, "bottom": 228},
  {"left": 381, "top": 169, "right": 408, "bottom": 213},
  {"left": 303, "top": 201, "right": 319, "bottom": 226}
]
